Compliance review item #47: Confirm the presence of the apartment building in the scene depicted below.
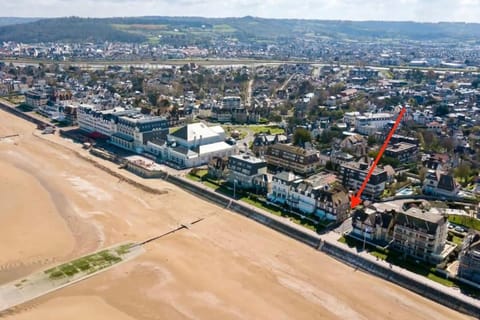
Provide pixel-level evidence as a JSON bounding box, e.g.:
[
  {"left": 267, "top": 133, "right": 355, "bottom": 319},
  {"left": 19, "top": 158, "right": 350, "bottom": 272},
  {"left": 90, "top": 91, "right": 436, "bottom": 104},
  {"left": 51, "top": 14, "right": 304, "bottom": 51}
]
[
  {"left": 77, "top": 104, "right": 128, "bottom": 137},
  {"left": 110, "top": 113, "right": 169, "bottom": 153},
  {"left": 385, "top": 142, "right": 418, "bottom": 163},
  {"left": 351, "top": 203, "right": 448, "bottom": 262},
  {"left": 391, "top": 207, "right": 448, "bottom": 263},
  {"left": 227, "top": 154, "right": 268, "bottom": 191},
  {"left": 77, "top": 104, "right": 169, "bottom": 153},
  {"left": 340, "top": 161, "right": 388, "bottom": 198},
  {"left": 265, "top": 144, "right": 320, "bottom": 176},
  {"left": 24, "top": 89, "right": 48, "bottom": 108},
  {"left": 458, "top": 231, "right": 480, "bottom": 284},
  {"left": 252, "top": 133, "right": 288, "bottom": 157},
  {"left": 355, "top": 112, "right": 393, "bottom": 135}
]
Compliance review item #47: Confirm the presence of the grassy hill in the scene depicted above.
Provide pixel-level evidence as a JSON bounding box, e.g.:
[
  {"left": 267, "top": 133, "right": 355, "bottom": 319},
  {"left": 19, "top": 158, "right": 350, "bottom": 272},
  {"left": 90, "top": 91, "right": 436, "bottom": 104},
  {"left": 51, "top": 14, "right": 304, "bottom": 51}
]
[{"left": 1, "top": 16, "right": 480, "bottom": 44}]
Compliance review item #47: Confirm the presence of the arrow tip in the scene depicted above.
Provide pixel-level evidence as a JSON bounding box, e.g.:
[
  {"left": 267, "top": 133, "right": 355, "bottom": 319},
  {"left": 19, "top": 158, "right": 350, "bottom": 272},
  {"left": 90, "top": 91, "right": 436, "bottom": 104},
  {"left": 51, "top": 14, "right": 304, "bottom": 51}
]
[{"left": 350, "top": 195, "right": 361, "bottom": 209}]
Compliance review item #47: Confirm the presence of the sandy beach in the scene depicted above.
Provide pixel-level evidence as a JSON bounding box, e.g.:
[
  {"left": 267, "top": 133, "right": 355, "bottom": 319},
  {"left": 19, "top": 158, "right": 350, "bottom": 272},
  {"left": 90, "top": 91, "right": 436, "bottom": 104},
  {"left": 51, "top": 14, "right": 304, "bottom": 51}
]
[{"left": 0, "top": 109, "right": 473, "bottom": 320}]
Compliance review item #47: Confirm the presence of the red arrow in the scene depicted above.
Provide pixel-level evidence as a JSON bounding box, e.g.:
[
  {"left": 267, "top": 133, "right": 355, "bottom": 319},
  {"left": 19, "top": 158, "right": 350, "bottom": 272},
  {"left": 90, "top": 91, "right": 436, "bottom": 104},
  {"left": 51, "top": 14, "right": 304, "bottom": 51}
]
[{"left": 350, "top": 107, "right": 407, "bottom": 209}]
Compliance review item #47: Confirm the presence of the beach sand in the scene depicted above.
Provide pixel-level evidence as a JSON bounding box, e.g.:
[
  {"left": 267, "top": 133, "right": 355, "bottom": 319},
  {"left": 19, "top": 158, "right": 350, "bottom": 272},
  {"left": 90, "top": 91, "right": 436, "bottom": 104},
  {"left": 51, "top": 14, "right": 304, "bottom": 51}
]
[{"left": 0, "top": 109, "right": 473, "bottom": 320}]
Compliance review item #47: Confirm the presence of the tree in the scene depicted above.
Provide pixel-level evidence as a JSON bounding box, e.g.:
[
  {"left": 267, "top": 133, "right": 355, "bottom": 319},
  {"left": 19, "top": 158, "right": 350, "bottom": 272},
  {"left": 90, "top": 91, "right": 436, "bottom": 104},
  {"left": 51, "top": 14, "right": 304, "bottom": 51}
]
[
  {"left": 158, "top": 99, "right": 170, "bottom": 108},
  {"left": 443, "top": 137, "right": 455, "bottom": 153},
  {"left": 298, "top": 80, "right": 314, "bottom": 96},
  {"left": 293, "top": 128, "right": 312, "bottom": 147},
  {"left": 147, "top": 91, "right": 160, "bottom": 106},
  {"left": 418, "top": 167, "right": 428, "bottom": 183},
  {"left": 367, "top": 135, "right": 377, "bottom": 147},
  {"left": 435, "top": 104, "right": 449, "bottom": 116},
  {"left": 472, "top": 78, "right": 480, "bottom": 89},
  {"left": 455, "top": 162, "right": 472, "bottom": 184}
]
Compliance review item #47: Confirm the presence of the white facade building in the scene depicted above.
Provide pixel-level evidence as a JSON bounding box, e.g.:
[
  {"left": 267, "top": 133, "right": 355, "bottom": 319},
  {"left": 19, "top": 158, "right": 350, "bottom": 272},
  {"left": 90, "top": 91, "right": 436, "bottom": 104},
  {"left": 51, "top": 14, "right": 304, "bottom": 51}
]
[
  {"left": 77, "top": 104, "right": 126, "bottom": 137},
  {"left": 268, "top": 172, "right": 350, "bottom": 222},
  {"left": 355, "top": 112, "right": 393, "bottom": 135},
  {"left": 149, "top": 122, "right": 236, "bottom": 168}
]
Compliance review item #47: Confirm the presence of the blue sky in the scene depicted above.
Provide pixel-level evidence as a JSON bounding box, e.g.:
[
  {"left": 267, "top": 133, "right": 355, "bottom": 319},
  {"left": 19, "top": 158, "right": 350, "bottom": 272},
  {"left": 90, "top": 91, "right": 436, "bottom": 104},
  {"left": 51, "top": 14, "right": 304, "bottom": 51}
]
[{"left": 3, "top": 0, "right": 480, "bottom": 22}]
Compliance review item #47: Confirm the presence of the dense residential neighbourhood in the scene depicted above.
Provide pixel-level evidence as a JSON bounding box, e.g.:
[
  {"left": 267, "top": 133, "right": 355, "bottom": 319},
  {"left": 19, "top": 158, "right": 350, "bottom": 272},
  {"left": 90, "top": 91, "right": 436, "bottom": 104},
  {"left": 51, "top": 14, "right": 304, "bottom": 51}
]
[{"left": 3, "top": 14, "right": 480, "bottom": 317}]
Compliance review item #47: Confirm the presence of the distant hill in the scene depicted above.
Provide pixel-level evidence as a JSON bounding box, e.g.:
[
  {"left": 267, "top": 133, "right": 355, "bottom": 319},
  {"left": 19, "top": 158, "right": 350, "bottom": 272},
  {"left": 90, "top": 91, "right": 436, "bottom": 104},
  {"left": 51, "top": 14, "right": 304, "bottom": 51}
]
[
  {"left": 0, "top": 17, "right": 145, "bottom": 43},
  {"left": 0, "top": 17, "right": 40, "bottom": 27},
  {"left": 1, "top": 16, "right": 480, "bottom": 43}
]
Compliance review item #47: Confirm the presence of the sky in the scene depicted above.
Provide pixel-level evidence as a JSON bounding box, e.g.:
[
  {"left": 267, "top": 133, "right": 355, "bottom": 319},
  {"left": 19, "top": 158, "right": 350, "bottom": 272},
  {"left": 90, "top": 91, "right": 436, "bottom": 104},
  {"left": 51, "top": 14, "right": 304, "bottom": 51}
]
[{"left": 2, "top": 0, "right": 480, "bottom": 22}]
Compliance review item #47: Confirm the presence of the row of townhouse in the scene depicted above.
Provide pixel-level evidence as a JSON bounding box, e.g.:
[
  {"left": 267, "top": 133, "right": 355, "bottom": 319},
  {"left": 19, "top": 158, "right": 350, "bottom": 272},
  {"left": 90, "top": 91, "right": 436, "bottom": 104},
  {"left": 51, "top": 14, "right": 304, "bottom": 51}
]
[{"left": 267, "top": 171, "right": 350, "bottom": 222}]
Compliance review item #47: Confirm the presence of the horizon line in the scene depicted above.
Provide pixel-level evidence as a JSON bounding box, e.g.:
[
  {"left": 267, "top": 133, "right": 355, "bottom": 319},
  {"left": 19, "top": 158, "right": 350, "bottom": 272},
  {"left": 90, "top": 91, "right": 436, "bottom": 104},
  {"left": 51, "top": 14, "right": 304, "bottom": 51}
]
[{"left": 0, "top": 15, "right": 479, "bottom": 24}]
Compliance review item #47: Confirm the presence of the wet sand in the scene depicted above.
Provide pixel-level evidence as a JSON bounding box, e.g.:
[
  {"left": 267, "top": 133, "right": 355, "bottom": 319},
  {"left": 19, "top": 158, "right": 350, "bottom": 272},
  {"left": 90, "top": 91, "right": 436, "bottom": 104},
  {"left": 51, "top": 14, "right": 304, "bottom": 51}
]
[{"left": 0, "top": 109, "right": 473, "bottom": 320}]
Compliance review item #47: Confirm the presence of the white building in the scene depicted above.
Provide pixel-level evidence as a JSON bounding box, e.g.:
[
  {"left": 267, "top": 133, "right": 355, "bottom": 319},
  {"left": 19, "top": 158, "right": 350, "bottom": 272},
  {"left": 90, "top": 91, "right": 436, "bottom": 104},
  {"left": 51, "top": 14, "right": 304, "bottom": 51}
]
[
  {"left": 343, "top": 111, "right": 360, "bottom": 127},
  {"left": 268, "top": 171, "right": 302, "bottom": 204},
  {"left": 78, "top": 105, "right": 169, "bottom": 153},
  {"left": 77, "top": 104, "right": 126, "bottom": 137},
  {"left": 148, "top": 122, "right": 236, "bottom": 168},
  {"left": 268, "top": 172, "right": 350, "bottom": 222},
  {"left": 110, "top": 114, "right": 169, "bottom": 153},
  {"left": 355, "top": 112, "right": 393, "bottom": 135},
  {"left": 423, "top": 170, "right": 460, "bottom": 197}
]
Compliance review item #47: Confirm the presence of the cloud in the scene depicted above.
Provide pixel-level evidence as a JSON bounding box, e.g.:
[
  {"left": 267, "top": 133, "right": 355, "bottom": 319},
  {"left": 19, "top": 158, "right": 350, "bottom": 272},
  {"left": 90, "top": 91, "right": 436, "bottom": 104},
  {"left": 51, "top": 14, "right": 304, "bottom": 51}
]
[{"left": 1, "top": 0, "right": 480, "bottom": 22}]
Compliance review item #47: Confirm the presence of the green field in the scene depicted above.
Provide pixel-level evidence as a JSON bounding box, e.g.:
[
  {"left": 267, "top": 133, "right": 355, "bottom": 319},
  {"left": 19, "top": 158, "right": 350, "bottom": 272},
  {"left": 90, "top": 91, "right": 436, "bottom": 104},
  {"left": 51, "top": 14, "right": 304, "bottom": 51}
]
[{"left": 213, "top": 24, "right": 236, "bottom": 33}]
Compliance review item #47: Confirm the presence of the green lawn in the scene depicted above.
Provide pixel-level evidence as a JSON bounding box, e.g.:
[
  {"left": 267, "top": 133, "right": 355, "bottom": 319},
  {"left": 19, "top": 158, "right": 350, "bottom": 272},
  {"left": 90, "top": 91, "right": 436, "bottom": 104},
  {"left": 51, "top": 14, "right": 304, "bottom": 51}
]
[
  {"left": 241, "top": 196, "right": 283, "bottom": 216},
  {"left": 451, "top": 234, "right": 464, "bottom": 246},
  {"left": 448, "top": 215, "right": 480, "bottom": 231},
  {"left": 246, "top": 125, "right": 284, "bottom": 135},
  {"left": 427, "top": 273, "right": 455, "bottom": 287},
  {"left": 186, "top": 174, "right": 202, "bottom": 182},
  {"left": 4, "top": 95, "right": 25, "bottom": 105},
  {"left": 45, "top": 244, "right": 134, "bottom": 280},
  {"left": 203, "top": 179, "right": 221, "bottom": 190},
  {"left": 241, "top": 196, "right": 320, "bottom": 231}
]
